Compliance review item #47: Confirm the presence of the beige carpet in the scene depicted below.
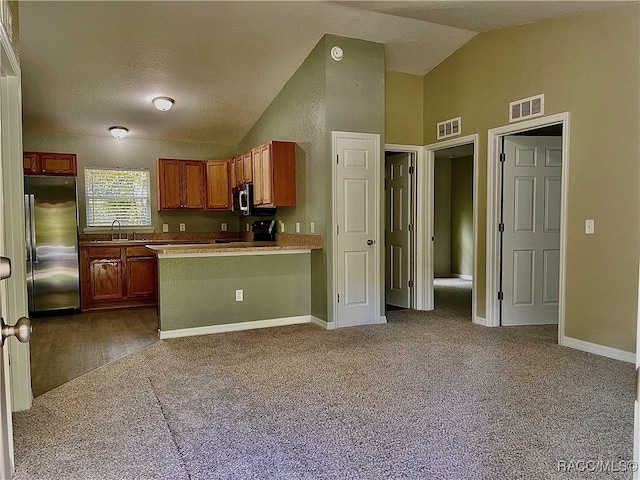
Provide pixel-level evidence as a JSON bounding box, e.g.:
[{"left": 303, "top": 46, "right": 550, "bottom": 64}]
[{"left": 12, "top": 281, "right": 634, "bottom": 479}]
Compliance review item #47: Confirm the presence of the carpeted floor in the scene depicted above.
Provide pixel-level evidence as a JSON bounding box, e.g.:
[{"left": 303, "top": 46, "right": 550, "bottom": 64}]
[{"left": 12, "top": 281, "right": 634, "bottom": 479}]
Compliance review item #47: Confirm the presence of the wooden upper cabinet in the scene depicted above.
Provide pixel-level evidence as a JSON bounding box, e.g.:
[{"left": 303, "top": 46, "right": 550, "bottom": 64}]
[
  {"left": 205, "top": 160, "right": 232, "bottom": 210},
  {"left": 234, "top": 155, "right": 244, "bottom": 187},
  {"left": 157, "top": 159, "right": 205, "bottom": 210},
  {"left": 229, "top": 155, "right": 238, "bottom": 189},
  {"left": 253, "top": 141, "right": 296, "bottom": 208},
  {"left": 24, "top": 152, "right": 77, "bottom": 176},
  {"left": 242, "top": 151, "right": 253, "bottom": 184},
  {"left": 183, "top": 161, "right": 206, "bottom": 209}
]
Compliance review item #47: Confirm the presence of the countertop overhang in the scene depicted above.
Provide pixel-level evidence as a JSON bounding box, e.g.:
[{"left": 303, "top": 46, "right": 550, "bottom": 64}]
[{"left": 148, "top": 242, "right": 319, "bottom": 258}]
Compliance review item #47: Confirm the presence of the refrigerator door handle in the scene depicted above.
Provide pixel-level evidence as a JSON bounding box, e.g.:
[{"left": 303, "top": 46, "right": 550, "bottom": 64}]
[
  {"left": 24, "top": 194, "right": 31, "bottom": 262},
  {"left": 29, "top": 194, "right": 37, "bottom": 263}
]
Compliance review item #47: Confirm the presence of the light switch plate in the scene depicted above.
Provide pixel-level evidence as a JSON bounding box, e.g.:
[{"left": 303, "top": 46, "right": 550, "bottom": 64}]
[
  {"left": 585, "top": 219, "right": 595, "bottom": 235},
  {"left": 295, "top": 222, "right": 300, "bottom": 233},
  {"left": 162, "top": 224, "right": 169, "bottom": 233},
  {"left": 280, "top": 221, "right": 285, "bottom": 233},
  {"left": 221, "top": 223, "right": 227, "bottom": 232},
  {"left": 179, "top": 223, "right": 186, "bottom": 232},
  {"left": 310, "top": 222, "right": 315, "bottom": 234}
]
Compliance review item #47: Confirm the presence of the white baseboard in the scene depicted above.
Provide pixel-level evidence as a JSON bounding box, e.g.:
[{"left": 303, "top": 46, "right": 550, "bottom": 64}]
[
  {"left": 473, "top": 316, "right": 487, "bottom": 326},
  {"left": 159, "top": 315, "right": 313, "bottom": 339},
  {"left": 562, "top": 336, "right": 635, "bottom": 364},
  {"left": 310, "top": 316, "right": 331, "bottom": 330},
  {"left": 451, "top": 273, "right": 473, "bottom": 281},
  {"left": 379, "top": 315, "right": 388, "bottom": 324}
]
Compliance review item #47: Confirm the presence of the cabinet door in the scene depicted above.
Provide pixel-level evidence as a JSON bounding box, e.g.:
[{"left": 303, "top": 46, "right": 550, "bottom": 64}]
[
  {"left": 158, "top": 159, "right": 183, "bottom": 209},
  {"left": 229, "top": 156, "right": 239, "bottom": 188},
  {"left": 205, "top": 160, "right": 231, "bottom": 210},
  {"left": 270, "top": 141, "right": 296, "bottom": 207},
  {"left": 39, "top": 153, "right": 77, "bottom": 175},
  {"left": 252, "top": 147, "right": 263, "bottom": 205},
  {"left": 242, "top": 151, "right": 253, "bottom": 184},
  {"left": 183, "top": 161, "right": 206, "bottom": 209},
  {"left": 89, "top": 259, "right": 123, "bottom": 301},
  {"left": 260, "top": 143, "right": 273, "bottom": 206},
  {"left": 127, "top": 257, "right": 157, "bottom": 298},
  {"left": 235, "top": 156, "right": 244, "bottom": 185}
]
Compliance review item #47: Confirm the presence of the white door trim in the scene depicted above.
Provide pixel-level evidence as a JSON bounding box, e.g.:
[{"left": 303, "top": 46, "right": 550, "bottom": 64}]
[
  {"left": 385, "top": 144, "right": 422, "bottom": 310},
  {"left": 332, "top": 131, "right": 383, "bottom": 327},
  {"left": 423, "top": 134, "right": 480, "bottom": 324},
  {"left": 486, "top": 112, "right": 570, "bottom": 342}
]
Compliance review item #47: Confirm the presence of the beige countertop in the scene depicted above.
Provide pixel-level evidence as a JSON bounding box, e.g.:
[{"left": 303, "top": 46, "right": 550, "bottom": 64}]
[
  {"left": 148, "top": 238, "right": 322, "bottom": 258},
  {"left": 80, "top": 233, "right": 323, "bottom": 257}
]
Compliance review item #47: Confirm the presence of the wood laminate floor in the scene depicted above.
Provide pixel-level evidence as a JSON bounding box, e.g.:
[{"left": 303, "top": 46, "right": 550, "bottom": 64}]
[{"left": 29, "top": 307, "right": 158, "bottom": 397}]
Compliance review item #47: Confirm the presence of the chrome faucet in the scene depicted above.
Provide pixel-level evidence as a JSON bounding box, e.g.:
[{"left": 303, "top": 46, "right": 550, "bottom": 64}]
[{"left": 110, "top": 219, "right": 122, "bottom": 241}]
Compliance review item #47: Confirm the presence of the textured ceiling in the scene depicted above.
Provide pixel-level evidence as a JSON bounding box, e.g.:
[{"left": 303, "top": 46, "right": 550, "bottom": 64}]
[{"left": 19, "top": 1, "right": 630, "bottom": 145}]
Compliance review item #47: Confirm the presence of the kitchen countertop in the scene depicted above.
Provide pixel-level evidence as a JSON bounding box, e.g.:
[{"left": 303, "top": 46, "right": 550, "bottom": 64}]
[
  {"left": 147, "top": 239, "right": 322, "bottom": 258},
  {"left": 80, "top": 234, "right": 323, "bottom": 257}
]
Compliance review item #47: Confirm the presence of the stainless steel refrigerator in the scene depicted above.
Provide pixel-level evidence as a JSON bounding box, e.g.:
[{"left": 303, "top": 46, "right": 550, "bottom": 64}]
[{"left": 24, "top": 175, "right": 80, "bottom": 313}]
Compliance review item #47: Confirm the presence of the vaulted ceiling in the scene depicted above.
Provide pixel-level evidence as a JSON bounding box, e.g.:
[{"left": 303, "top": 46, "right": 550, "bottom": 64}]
[{"left": 18, "top": 1, "right": 630, "bottom": 145}]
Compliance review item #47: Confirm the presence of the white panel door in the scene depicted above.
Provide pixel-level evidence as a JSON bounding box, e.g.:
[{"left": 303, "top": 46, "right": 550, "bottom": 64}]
[
  {"left": 335, "top": 133, "right": 380, "bottom": 327},
  {"left": 502, "top": 136, "right": 562, "bottom": 325},
  {"left": 385, "top": 153, "right": 411, "bottom": 308}
]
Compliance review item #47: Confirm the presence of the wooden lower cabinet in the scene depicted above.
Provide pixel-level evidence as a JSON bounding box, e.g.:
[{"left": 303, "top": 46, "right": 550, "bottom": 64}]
[
  {"left": 90, "top": 258, "right": 123, "bottom": 301},
  {"left": 81, "top": 245, "right": 157, "bottom": 311},
  {"left": 127, "top": 257, "right": 157, "bottom": 298}
]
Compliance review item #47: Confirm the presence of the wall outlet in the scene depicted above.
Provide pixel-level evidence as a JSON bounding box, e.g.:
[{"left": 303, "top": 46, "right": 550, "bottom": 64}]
[
  {"left": 280, "top": 221, "right": 285, "bottom": 233},
  {"left": 235, "top": 289, "right": 243, "bottom": 301},
  {"left": 295, "top": 222, "right": 300, "bottom": 233},
  {"left": 162, "top": 223, "right": 169, "bottom": 233},
  {"left": 179, "top": 223, "right": 186, "bottom": 232},
  {"left": 310, "top": 222, "right": 315, "bottom": 234},
  {"left": 221, "top": 223, "right": 227, "bottom": 232},
  {"left": 246, "top": 223, "right": 250, "bottom": 232}
]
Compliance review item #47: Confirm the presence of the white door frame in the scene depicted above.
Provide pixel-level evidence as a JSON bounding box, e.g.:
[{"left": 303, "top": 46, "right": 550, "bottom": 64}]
[
  {"left": 422, "top": 134, "right": 480, "bottom": 323},
  {"left": 635, "top": 259, "right": 640, "bottom": 478},
  {"left": 486, "top": 112, "right": 570, "bottom": 340},
  {"left": 385, "top": 144, "right": 422, "bottom": 310},
  {"left": 331, "top": 131, "right": 383, "bottom": 327}
]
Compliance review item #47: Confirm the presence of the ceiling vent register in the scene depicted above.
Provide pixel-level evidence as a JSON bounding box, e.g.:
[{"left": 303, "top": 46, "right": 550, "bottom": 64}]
[
  {"left": 509, "top": 94, "right": 544, "bottom": 122},
  {"left": 437, "top": 117, "right": 461, "bottom": 140}
]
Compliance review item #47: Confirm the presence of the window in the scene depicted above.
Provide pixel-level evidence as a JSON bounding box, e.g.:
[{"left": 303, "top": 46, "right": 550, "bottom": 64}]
[{"left": 85, "top": 167, "right": 151, "bottom": 227}]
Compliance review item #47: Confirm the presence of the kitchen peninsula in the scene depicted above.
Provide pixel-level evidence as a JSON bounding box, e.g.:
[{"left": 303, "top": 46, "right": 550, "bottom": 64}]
[{"left": 148, "top": 235, "right": 323, "bottom": 338}]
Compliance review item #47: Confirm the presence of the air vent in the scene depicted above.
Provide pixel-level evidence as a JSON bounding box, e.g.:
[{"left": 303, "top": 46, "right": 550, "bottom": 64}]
[
  {"left": 437, "top": 117, "right": 461, "bottom": 140},
  {"left": 509, "top": 94, "right": 544, "bottom": 122}
]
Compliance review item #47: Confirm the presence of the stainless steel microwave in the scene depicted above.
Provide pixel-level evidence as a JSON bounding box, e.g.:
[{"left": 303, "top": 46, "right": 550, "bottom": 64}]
[{"left": 232, "top": 184, "right": 276, "bottom": 216}]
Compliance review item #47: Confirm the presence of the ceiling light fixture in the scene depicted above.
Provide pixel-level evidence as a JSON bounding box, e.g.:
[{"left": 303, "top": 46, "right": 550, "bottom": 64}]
[
  {"left": 109, "top": 126, "right": 129, "bottom": 139},
  {"left": 152, "top": 96, "right": 174, "bottom": 111}
]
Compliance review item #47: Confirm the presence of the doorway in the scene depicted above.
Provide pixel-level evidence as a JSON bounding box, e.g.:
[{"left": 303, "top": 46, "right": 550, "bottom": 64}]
[
  {"left": 486, "top": 113, "right": 570, "bottom": 340},
  {"left": 421, "top": 134, "right": 480, "bottom": 323}
]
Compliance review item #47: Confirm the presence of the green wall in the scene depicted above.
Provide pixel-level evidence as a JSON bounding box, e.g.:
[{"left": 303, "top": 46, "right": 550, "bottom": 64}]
[
  {"left": 23, "top": 132, "right": 239, "bottom": 233},
  {"left": 158, "top": 253, "right": 311, "bottom": 331},
  {"left": 385, "top": 70, "right": 423, "bottom": 146},
  {"left": 239, "top": 34, "right": 385, "bottom": 322},
  {"left": 433, "top": 158, "right": 451, "bottom": 276},
  {"left": 423, "top": 4, "right": 640, "bottom": 352},
  {"left": 450, "top": 156, "right": 473, "bottom": 277}
]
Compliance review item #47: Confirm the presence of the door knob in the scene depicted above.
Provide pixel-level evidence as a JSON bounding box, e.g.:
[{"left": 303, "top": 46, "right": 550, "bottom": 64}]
[
  {"left": 1, "top": 317, "right": 31, "bottom": 345},
  {"left": 0, "top": 257, "right": 10, "bottom": 280},
  {"left": 367, "top": 239, "right": 375, "bottom": 246}
]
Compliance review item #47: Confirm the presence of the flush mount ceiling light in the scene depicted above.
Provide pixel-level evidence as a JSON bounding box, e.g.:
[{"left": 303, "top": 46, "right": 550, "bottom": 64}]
[
  {"left": 109, "top": 126, "right": 129, "bottom": 139},
  {"left": 152, "top": 96, "right": 174, "bottom": 111}
]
